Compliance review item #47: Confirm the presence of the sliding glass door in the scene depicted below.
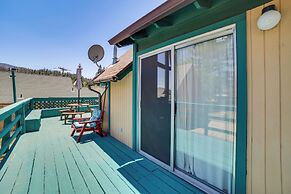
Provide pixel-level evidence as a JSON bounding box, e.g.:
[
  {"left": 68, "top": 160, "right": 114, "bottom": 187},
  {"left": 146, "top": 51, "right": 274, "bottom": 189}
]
[
  {"left": 174, "top": 34, "right": 236, "bottom": 193},
  {"left": 139, "top": 26, "right": 237, "bottom": 194}
]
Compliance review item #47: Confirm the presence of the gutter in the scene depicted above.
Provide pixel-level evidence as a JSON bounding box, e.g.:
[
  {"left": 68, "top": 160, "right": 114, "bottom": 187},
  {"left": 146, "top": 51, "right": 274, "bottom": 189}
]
[
  {"left": 94, "top": 62, "right": 133, "bottom": 83},
  {"left": 109, "top": 0, "right": 195, "bottom": 46}
]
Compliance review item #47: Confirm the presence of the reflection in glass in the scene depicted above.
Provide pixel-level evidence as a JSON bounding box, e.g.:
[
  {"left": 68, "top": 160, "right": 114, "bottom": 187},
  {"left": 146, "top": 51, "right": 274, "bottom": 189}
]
[
  {"left": 140, "top": 50, "right": 172, "bottom": 165},
  {"left": 174, "top": 34, "right": 236, "bottom": 193},
  {"left": 157, "top": 67, "right": 166, "bottom": 98}
]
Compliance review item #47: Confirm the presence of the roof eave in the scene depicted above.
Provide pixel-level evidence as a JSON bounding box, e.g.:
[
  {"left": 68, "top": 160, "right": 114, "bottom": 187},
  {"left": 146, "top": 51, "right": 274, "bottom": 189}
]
[
  {"left": 94, "top": 77, "right": 114, "bottom": 84},
  {"left": 108, "top": 0, "right": 196, "bottom": 46},
  {"left": 94, "top": 62, "right": 133, "bottom": 83}
]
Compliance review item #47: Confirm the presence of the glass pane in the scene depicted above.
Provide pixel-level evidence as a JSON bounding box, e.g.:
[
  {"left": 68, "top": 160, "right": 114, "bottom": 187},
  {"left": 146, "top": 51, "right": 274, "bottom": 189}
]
[
  {"left": 140, "top": 51, "right": 171, "bottom": 165},
  {"left": 175, "top": 34, "right": 236, "bottom": 193}
]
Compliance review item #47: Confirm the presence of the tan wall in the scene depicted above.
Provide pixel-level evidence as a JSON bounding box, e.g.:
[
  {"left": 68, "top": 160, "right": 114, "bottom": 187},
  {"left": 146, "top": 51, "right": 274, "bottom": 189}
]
[
  {"left": 247, "top": 1, "right": 291, "bottom": 193},
  {"left": 97, "top": 86, "right": 109, "bottom": 132},
  {"left": 103, "top": 93, "right": 109, "bottom": 132},
  {"left": 109, "top": 72, "right": 132, "bottom": 148}
]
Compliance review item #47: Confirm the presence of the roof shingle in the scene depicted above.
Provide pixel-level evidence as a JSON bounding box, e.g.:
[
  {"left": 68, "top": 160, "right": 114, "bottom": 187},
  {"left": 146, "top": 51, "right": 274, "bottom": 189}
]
[{"left": 93, "top": 49, "right": 133, "bottom": 83}]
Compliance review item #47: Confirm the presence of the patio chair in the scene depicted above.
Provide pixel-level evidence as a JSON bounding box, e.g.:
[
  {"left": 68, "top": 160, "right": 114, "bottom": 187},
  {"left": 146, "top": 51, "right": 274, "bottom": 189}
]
[{"left": 70, "top": 109, "right": 107, "bottom": 142}]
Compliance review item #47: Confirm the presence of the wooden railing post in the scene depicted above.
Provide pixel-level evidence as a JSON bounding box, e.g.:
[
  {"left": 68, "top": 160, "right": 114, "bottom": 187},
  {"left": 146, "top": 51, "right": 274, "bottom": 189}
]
[
  {"left": 30, "top": 99, "right": 34, "bottom": 110},
  {"left": 21, "top": 105, "right": 26, "bottom": 134},
  {"left": 1, "top": 116, "right": 11, "bottom": 154}
]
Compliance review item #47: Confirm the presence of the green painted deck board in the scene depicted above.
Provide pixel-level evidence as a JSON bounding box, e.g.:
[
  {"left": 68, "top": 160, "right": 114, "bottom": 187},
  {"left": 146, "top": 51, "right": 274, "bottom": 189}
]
[
  {"left": 105, "top": 136, "right": 202, "bottom": 194},
  {"left": 76, "top": 141, "right": 135, "bottom": 194},
  {"left": 52, "top": 138, "right": 75, "bottom": 194},
  {"left": 98, "top": 140, "right": 150, "bottom": 181},
  {"left": 11, "top": 135, "right": 37, "bottom": 194},
  {"left": 84, "top": 145, "right": 136, "bottom": 194},
  {"left": 59, "top": 137, "right": 90, "bottom": 194},
  {"left": 152, "top": 170, "right": 196, "bottom": 194},
  {"left": 0, "top": 138, "right": 22, "bottom": 181},
  {"left": 86, "top": 142, "right": 144, "bottom": 193},
  {"left": 28, "top": 133, "right": 45, "bottom": 194},
  {"left": 0, "top": 136, "right": 31, "bottom": 193},
  {"left": 66, "top": 138, "right": 105, "bottom": 194},
  {"left": 0, "top": 116, "right": 204, "bottom": 194},
  {"left": 44, "top": 129, "right": 60, "bottom": 194}
]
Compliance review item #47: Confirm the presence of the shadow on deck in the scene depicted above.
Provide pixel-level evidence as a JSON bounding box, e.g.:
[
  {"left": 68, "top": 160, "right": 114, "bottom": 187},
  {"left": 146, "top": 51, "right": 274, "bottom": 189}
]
[{"left": 0, "top": 116, "right": 204, "bottom": 194}]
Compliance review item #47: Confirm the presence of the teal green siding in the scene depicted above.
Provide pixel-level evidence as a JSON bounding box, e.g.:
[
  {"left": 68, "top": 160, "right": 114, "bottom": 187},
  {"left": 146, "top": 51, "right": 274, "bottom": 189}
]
[
  {"left": 134, "top": 0, "right": 270, "bottom": 51},
  {"left": 132, "top": 43, "right": 138, "bottom": 151},
  {"left": 117, "top": 65, "right": 132, "bottom": 80},
  {"left": 235, "top": 14, "right": 247, "bottom": 194},
  {"left": 108, "top": 82, "right": 111, "bottom": 135}
]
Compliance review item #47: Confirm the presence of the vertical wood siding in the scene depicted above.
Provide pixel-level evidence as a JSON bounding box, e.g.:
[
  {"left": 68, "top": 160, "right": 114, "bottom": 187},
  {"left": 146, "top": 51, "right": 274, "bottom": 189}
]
[
  {"left": 247, "top": 0, "right": 291, "bottom": 193},
  {"left": 109, "top": 72, "right": 133, "bottom": 148},
  {"left": 99, "top": 86, "right": 109, "bottom": 132}
]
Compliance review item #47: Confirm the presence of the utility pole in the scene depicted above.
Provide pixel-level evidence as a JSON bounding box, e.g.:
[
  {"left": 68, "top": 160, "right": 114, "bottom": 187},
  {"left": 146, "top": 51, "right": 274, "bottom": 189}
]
[{"left": 10, "top": 68, "right": 17, "bottom": 103}]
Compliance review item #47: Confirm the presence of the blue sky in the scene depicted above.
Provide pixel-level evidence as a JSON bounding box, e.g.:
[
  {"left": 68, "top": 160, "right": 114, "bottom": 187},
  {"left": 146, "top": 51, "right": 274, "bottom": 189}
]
[{"left": 0, "top": 0, "right": 164, "bottom": 78}]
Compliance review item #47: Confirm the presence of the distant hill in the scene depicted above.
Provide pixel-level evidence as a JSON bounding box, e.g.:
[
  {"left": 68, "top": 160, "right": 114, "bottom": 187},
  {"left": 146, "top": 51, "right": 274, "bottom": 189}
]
[
  {"left": 0, "top": 63, "right": 92, "bottom": 87},
  {"left": 0, "top": 63, "right": 16, "bottom": 70},
  {"left": 0, "top": 71, "right": 96, "bottom": 103}
]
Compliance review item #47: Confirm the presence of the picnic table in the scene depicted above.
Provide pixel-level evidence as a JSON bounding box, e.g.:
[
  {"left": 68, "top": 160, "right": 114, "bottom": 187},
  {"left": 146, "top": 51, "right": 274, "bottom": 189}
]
[
  {"left": 67, "top": 103, "right": 92, "bottom": 114},
  {"left": 67, "top": 103, "right": 90, "bottom": 111},
  {"left": 62, "top": 111, "right": 85, "bottom": 124}
]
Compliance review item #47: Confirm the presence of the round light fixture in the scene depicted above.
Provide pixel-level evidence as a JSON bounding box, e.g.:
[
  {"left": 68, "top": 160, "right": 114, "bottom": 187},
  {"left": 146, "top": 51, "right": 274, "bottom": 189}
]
[{"left": 257, "top": 5, "right": 281, "bottom": 31}]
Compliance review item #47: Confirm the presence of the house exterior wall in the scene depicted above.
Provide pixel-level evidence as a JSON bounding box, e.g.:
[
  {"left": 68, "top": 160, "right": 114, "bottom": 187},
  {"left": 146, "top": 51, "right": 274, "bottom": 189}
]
[
  {"left": 134, "top": 14, "right": 248, "bottom": 193},
  {"left": 127, "top": 1, "right": 291, "bottom": 192},
  {"left": 97, "top": 86, "right": 109, "bottom": 133},
  {"left": 246, "top": 0, "right": 291, "bottom": 193},
  {"left": 109, "top": 72, "right": 133, "bottom": 148},
  {"left": 103, "top": 93, "right": 109, "bottom": 132}
]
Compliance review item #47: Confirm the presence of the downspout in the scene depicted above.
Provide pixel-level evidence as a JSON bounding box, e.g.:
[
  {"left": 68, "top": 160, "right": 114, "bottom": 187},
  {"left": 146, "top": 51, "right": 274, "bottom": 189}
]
[
  {"left": 107, "top": 82, "right": 111, "bottom": 135},
  {"left": 88, "top": 82, "right": 102, "bottom": 109}
]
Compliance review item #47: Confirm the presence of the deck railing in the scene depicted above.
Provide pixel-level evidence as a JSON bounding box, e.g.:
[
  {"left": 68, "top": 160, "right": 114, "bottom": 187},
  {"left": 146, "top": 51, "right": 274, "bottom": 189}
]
[
  {"left": 0, "top": 98, "right": 31, "bottom": 157},
  {"left": 31, "top": 97, "right": 99, "bottom": 109},
  {"left": 0, "top": 97, "right": 98, "bottom": 159}
]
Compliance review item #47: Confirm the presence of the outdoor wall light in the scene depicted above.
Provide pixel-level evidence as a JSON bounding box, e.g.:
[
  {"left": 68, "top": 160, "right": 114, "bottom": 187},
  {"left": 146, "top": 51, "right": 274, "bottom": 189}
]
[{"left": 257, "top": 5, "right": 281, "bottom": 31}]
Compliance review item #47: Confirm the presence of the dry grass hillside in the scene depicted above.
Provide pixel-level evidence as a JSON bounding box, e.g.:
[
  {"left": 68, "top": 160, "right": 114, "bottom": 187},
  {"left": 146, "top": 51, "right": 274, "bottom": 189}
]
[{"left": 0, "top": 71, "right": 96, "bottom": 103}]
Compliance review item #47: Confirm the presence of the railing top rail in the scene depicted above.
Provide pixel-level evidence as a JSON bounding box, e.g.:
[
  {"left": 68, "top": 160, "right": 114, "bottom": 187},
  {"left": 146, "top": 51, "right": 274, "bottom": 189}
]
[
  {"left": 32, "top": 97, "right": 98, "bottom": 100},
  {"left": 30, "top": 97, "right": 99, "bottom": 110},
  {"left": 0, "top": 97, "right": 99, "bottom": 120},
  {"left": 0, "top": 98, "right": 32, "bottom": 121}
]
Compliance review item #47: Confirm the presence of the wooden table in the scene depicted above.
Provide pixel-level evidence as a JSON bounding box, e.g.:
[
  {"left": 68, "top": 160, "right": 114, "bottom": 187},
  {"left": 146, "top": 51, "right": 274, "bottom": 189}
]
[
  {"left": 67, "top": 103, "right": 90, "bottom": 112},
  {"left": 62, "top": 112, "right": 85, "bottom": 124},
  {"left": 59, "top": 109, "right": 74, "bottom": 120}
]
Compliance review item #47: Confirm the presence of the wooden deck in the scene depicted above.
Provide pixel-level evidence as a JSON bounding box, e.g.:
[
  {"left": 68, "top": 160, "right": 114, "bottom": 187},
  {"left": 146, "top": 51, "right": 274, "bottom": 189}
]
[{"left": 0, "top": 116, "right": 204, "bottom": 194}]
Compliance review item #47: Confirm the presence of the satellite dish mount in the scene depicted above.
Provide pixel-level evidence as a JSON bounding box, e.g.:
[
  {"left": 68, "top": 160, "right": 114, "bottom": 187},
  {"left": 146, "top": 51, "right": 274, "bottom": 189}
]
[{"left": 88, "top": 45, "right": 105, "bottom": 72}]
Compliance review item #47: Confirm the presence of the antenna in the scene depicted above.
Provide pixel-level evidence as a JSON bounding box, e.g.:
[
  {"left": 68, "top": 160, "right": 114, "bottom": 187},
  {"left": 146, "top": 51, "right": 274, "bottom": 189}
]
[
  {"left": 88, "top": 45, "right": 105, "bottom": 71},
  {"left": 54, "top": 67, "right": 71, "bottom": 74}
]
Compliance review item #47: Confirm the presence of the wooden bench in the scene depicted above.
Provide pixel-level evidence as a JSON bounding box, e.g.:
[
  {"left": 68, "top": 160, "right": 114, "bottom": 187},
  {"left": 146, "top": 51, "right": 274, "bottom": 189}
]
[{"left": 25, "top": 110, "right": 42, "bottom": 132}]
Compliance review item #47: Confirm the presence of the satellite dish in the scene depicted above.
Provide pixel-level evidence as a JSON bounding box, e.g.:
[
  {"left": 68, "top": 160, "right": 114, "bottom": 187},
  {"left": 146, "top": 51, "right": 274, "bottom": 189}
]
[{"left": 88, "top": 45, "right": 104, "bottom": 63}]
